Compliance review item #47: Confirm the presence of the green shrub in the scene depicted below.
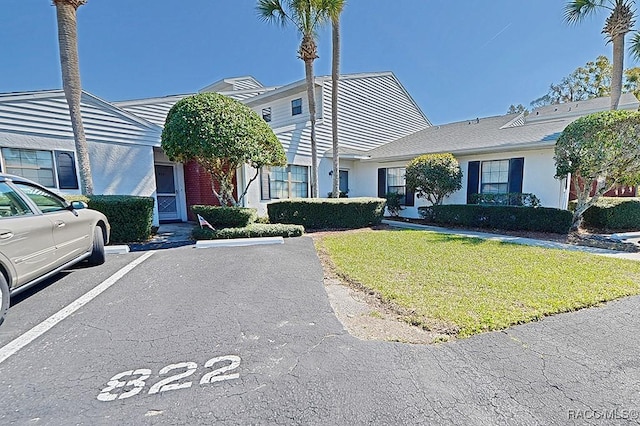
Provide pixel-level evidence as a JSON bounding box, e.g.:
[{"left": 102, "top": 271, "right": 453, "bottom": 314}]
[
  {"left": 267, "top": 198, "right": 386, "bottom": 229},
  {"left": 469, "top": 192, "right": 541, "bottom": 207},
  {"left": 580, "top": 197, "right": 640, "bottom": 230},
  {"left": 87, "top": 195, "right": 155, "bottom": 243},
  {"left": 417, "top": 204, "right": 573, "bottom": 234},
  {"left": 191, "top": 223, "right": 304, "bottom": 240},
  {"left": 191, "top": 205, "right": 257, "bottom": 228},
  {"left": 384, "top": 192, "right": 403, "bottom": 217},
  {"left": 62, "top": 194, "right": 90, "bottom": 204}
]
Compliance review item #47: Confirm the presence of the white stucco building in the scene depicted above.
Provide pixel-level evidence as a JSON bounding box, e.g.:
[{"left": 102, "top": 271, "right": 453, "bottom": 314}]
[{"left": 0, "top": 75, "right": 636, "bottom": 223}]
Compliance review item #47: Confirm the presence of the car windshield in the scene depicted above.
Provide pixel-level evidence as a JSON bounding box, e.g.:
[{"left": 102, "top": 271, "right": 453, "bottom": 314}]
[
  {"left": 0, "top": 182, "right": 33, "bottom": 217},
  {"left": 13, "top": 183, "right": 67, "bottom": 213}
]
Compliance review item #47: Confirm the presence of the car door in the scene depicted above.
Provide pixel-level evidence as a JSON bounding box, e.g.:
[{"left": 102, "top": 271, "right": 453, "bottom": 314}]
[
  {"left": 0, "top": 182, "right": 57, "bottom": 288},
  {"left": 13, "top": 182, "right": 91, "bottom": 266}
]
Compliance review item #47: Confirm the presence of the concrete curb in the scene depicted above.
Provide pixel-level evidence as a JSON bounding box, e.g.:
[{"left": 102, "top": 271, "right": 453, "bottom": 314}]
[
  {"left": 105, "top": 245, "right": 130, "bottom": 254},
  {"left": 196, "top": 237, "right": 284, "bottom": 249}
]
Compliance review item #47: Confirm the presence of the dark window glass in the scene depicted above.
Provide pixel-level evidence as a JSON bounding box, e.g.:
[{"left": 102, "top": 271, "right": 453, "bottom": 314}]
[
  {"left": 291, "top": 98, "right": 302, "bottom": 116},
  {"left": 262, "top": 107, "right": 272, "bottom": 122},
  {"left": 55, "top": 151, "right": 79, "bottom": 190}
]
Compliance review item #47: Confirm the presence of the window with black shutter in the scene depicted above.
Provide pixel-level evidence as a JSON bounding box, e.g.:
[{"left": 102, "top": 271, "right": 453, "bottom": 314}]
[{"left": 55, "top": 151, "right": 79, "bottom": 190}]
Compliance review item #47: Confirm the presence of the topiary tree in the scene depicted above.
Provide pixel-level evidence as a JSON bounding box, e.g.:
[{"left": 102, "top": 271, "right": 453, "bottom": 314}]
[
  {"left": 161, "top": 92, "right": 287, "bottom": 206},
  {"left": 555, "top": 109, "right": 640, "bottom": 229},
  {"left": 405, "top": 153, "right": 463, "bottom": 206}
]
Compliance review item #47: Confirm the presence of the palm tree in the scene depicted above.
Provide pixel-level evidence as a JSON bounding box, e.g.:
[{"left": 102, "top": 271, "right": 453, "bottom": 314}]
[
  {"left": 329, "top": 0, "right": 345, "bottom": 198},
  {"left": 257, "top": 0, "right": 334, "bottom": 198},
  {"left": 565, "top": 0, "right": 636, "bottom": 110},
  {"left": 53, "top": 0, "right": 93, "bottom": 195}
]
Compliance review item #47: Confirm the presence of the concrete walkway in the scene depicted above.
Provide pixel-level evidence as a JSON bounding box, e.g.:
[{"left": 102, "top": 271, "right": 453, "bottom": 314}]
[{"left": 382, "top": 219, "right": 640, "bottom": 261}]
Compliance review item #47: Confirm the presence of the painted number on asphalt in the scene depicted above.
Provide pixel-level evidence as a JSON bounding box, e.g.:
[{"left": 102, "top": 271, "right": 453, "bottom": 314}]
[{"left": 97, "top": 355, "right": 241, "bottom": 402}]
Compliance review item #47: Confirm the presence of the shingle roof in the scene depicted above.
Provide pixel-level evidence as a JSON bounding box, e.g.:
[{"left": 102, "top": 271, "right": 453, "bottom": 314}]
[{"left": 365, "top": 94, "right": 640, "bottom": 161}]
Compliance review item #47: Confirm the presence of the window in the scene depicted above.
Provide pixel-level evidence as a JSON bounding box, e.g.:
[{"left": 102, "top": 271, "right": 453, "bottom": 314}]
[
  {"left": 481, "top": 160, "right": 510, "bottom": 194},
  {"left": 0, "top": 182, "right": 33, "bottom": 218},
  {"left": 1, "top": 148, "right": 79, "bottom": 190},
  {"left": 466, "top": 158, "right": 524, "bottom": 204},
  {"left": 386, "top": 167, "right": 406, "bottom": 197},
  {"left": 261, "top": 165, "right": 309, "bottom": 200},
  {"left": 55, "top": 151, "right": 79, "bottom": 190},
  {"left": 262, "top": 107, "right": 272, "bottom": 122},
  {"left": 377, "top": 167, "right": 414, "bottom": 206},
  {"left": 14, "top": 182, "right": 67, "bottom": 213},
  {"left": 291, "top": 98, "right": 302, "bottom": 116},
  {"left": 3, "top": 148, "right": 55, "bottom": 187}
]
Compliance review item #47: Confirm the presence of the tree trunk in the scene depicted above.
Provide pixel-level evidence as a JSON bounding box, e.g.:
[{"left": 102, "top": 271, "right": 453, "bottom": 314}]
[
  {"left": 304, "top": 56, "right": 319, "bottom": 198},
  {"left": 55, "top": 1, "right": 93, "bottom": 195},
  {"left": 331, "top": 16, "right": 341, "bottom": 198},
  {"left": 611, "top": 32, "right": 625, "bottom": 110}
]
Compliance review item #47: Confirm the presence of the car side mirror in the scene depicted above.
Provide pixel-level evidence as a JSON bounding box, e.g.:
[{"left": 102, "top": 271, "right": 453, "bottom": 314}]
[{"left": 70, "top": 201, "right": 88, "bottom": 210}]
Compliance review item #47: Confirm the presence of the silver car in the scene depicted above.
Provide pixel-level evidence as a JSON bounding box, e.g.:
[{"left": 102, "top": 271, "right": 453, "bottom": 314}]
[{"left": 0, "top": 174, "right": 110, "bottom": 325}]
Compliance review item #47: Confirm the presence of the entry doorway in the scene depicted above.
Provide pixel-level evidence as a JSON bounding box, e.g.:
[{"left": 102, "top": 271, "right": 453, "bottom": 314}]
[
  {"left": 154, "top": 164, "right": 180, "bottom": 222},
  {"left": 339, "top": 170, "right": 349, "bottom": 195}
]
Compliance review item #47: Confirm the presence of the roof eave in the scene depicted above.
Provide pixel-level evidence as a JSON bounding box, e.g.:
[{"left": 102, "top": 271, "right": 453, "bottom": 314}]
[{"left": 362, "top": 140, "right": 557, "bottom": 163}]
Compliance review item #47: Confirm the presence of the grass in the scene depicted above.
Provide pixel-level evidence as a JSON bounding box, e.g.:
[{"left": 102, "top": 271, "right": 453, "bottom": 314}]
[{"left": 316, "top": 229, "right": 640, "bottom": 338}]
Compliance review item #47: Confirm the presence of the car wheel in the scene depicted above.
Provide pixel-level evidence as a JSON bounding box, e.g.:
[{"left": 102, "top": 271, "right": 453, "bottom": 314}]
[
  {"left": 87, "top": 226, "right": 106, "bottom": 266},
  {"left": 0, "top": 274, "right": 9, "bottom": 326}
]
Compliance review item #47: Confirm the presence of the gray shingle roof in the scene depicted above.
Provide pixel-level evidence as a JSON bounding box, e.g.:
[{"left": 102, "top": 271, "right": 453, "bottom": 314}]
[{"left": 365, "top": 94, "right": 639, "bottom": 161}]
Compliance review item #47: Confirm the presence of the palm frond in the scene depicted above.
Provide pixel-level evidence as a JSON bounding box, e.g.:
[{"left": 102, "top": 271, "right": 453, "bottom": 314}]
[
  {"left": 564, "top": 0, "right": 606, "bottom": 24},
  {"left": 256, "top": 0, "right": 289, "bottom": 27},
  {"left": 629, "top": 31, "right": 640, "bottom": 61}
]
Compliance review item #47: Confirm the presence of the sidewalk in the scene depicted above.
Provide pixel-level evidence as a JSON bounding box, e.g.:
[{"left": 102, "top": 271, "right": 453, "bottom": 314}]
[{"left": 382, "top": 219, "right": 640, "bottom": 261}]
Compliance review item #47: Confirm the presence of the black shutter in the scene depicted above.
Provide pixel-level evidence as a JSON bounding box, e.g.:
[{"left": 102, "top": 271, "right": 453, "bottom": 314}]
[
  {"left": 508, "top": 158, "right": 524, "bottom": 193},
  {"left": 405, "top": 188, "right": 415, "bottom": 206},
  {"left": 377, "top": 168, "right": 387, "bottom": 198},
  {"left": 55, "top": 151, "right": 79, "bottom": 190},
  {"left": 467, "top": 161, "right": 480, "bottom": 204}
]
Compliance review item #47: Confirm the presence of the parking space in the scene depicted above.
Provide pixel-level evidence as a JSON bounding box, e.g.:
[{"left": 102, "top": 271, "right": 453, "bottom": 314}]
[
  {"left": 2, "top": 238, "right": 640, "bottom": 424},
  {"left": 0, "top": 253, "right": 149, "bottom": 346},
  {"left": 0, "top": 239, "right": 348, "bottom": 424}
]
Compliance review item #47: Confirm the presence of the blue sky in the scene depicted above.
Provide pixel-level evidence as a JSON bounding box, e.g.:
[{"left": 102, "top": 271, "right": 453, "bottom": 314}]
[{"left": 0, "top": 0, "right": 630, "bottom": 124}]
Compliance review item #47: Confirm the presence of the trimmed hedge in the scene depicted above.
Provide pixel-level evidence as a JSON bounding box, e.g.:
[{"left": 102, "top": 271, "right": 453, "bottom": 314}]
[
  {"left": 192, "top": 223, "right": 304, "bottom": 240},
  {"left": 580, "top": 197, "right": 640, "bottom": 230},
  {"left": 418, "top": 204, "right": 573, "bottom": 234},
  {"left": 469, "top": 192, "right": 541, "bottom": 207},
  {"left": 191, "top": 205, "right": 257, "bottom": 228},
  {"left": 87, "top": 195, "right": 155, "bottom": 243},
  {"left": 267, "top": 198, "right": 386, "bottom": 229}
]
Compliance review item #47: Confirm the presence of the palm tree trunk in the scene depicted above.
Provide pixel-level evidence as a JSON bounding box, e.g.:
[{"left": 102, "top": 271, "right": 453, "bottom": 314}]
[
  {"left": 611, "top": 33, "right": 625, "bottom": 110},
  {"left": 331, "top": 16, "right": 341, "bottom": 198},
  {"left": 55, "top": 1, "right": 93, "bottom": 195},
  {"left": 304, "top": 58, "right": 319, "bottom": 198}
]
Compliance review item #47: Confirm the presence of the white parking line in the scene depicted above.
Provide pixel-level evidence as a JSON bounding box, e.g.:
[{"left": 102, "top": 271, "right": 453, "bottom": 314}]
[{"left": 0, "top": 251, "right": 154, "bottom": 366}]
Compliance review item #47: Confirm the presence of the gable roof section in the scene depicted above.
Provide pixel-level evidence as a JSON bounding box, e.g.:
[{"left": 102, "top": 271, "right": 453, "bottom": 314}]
[
  {"left": 243, "top": 72, "right": 430, "bottom": 128},
  {"left": 199, "top": 76, "right": 264, "bottom": 93},
  {"left": 0, "top": 90, "right": 162, "bottom": 146},
  {"left": 115, "top": 94, "right": 192, "bottom": 127},
  {"left": 320, "top": 73, "right": 432, "bottom": 151},
  {"left": 365, "top": 94, "right": 640, "bottom": 162},
  {"left": 116, "top": 88, "right": 278, "bottom": 127}
]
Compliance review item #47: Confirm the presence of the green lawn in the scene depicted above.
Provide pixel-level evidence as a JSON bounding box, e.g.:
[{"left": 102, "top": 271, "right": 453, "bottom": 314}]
[{"left": 316, "top": 229, "right": 640, "bottom": 338}]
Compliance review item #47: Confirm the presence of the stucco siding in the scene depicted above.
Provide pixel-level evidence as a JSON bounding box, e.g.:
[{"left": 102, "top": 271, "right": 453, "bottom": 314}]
[{"left": 353, "top": 148, "right": 568, "bottom": 218}]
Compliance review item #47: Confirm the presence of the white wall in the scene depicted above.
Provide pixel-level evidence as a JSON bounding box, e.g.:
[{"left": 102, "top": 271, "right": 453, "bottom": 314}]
[
  {"left": 0, "top": 133, "right": 161, "bottom": 225},
  {"left": 353, "top": 147, "right": 568, "bottom": 218}
]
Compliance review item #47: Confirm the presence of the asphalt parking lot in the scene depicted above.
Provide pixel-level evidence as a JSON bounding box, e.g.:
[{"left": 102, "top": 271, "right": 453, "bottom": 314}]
[{"left": 1, "top": 237, "right": 640, "bottom": 425}]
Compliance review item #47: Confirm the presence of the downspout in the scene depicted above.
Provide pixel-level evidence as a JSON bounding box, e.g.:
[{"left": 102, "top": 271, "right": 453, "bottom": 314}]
[
  {"left": 239, "top": 165, "right": 247, "bottom": 207},
  {"left": 561, "top": 173, "right": 571, "bottom": 210}
]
